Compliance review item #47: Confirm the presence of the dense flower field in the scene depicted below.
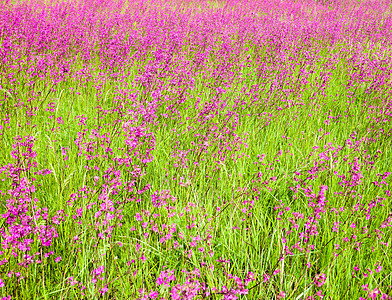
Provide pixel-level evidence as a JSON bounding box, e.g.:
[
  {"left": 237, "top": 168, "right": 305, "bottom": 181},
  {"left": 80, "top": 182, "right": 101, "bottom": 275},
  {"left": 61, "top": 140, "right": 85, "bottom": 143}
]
[{"left": 0, "top": 0, "right": 391, "bottom": 298}]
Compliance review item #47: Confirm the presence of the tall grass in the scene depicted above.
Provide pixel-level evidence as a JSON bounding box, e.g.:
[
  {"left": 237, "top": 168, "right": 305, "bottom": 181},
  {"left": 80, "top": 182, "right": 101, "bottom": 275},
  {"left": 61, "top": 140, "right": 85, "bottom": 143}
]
[{"left": 0, "top": 0, "right": 391, "bottom": 299}]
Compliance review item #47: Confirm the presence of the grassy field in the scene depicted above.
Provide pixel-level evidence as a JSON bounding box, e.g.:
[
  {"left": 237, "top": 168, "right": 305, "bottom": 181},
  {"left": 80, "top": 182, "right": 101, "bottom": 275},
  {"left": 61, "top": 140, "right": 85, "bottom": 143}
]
[{"left": 0, "top": 0, "right": 391, "bottom": 299}]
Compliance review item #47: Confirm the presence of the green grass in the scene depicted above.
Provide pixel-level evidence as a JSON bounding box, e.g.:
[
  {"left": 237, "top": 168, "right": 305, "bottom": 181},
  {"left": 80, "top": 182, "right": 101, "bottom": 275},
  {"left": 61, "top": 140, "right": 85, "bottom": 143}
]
[{"left": 0, "top": 0, "right": 391, "bottom": 299}]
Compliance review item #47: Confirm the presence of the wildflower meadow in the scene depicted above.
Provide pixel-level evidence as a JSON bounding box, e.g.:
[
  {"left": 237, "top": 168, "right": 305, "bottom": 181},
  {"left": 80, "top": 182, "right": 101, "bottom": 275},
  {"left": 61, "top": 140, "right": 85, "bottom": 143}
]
[{"left": 0, "top": 0, "right": 391, "bottom": 299}]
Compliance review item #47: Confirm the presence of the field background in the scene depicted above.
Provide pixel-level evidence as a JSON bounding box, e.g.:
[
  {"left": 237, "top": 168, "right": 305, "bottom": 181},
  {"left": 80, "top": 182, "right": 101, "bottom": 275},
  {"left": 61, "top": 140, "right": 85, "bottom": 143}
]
[{"left": 0, "top": 0, "right": 392, "bottom": 299}]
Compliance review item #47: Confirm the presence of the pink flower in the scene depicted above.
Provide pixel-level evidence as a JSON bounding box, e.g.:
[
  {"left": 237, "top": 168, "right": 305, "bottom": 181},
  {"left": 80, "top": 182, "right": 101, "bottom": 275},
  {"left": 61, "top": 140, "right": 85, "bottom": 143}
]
[
  {"left": 314, "top": 273, "right": 326, "bottom": 287},
  {"left": 362, "top": 284, "right": 369, "bottom": 291},
  {"left": 99, "top": 286, "right": 109, "bottom": 295},
  {"left": 55, "top": 256, "right": 62, "bottom": 263},
  {"left": 91, "top": 265, "right": 105, "bottom": 283},
  {"left": 368, "top": 288, "right": 380, "bottom": 300},
  {"left": 67, "top": 276, "right": 78, "bottom": 286},
  {"left": 277, "top": 291, "right": 286, "bottom": 299},
  {"left": 156, "top": 269, "right": 175, "bottom": 288},
  {"left": 381, "top": 293, "right": 390, "bottom": 300},
  {"left": 244, "top": 272, "right": 255, "bottom": 286},
  {"left": 315, "top": 290, "right": 324, "bottom": 298}
]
